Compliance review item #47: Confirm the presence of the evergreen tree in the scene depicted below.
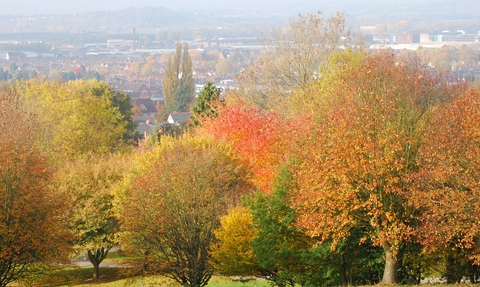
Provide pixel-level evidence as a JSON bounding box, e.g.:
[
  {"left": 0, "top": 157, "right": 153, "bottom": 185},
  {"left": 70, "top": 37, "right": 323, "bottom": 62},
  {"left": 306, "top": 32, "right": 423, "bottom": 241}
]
[
  {"left": 190, "top": 81, "right": 221, "bottom": 127},
  {"left": 0, "top": 68, "right": 6, "bottom": 81},
  {"left": 163, "top": 42, "right": 194, "bottom": 114}
]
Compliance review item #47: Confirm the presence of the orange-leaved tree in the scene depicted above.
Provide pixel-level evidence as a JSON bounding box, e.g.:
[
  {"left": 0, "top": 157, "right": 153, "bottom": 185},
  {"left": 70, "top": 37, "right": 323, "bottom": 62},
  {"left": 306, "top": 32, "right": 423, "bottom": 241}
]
[
  {"left": 195, "top": 101, "right": 312, "bottom": 193},
  {"left": 413, "top": 87, "right": 480, "bottom": 282},
  {"left": 290, "top": 51, "right": 459, "bottom": 284},
  {"left": 0, "top": 86, "right": 71, "bottom": 287}
]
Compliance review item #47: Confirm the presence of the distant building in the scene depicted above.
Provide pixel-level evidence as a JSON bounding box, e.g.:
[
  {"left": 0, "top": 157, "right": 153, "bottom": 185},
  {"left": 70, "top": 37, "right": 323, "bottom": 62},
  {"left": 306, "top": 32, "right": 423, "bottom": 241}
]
[
  {"left": 433, "top": 30, "right": 480, "bottom": 42},
  {"left": 420, "top": 34, "right": 430, "bottom": 43},
  {"left": 131, "top": 98, "right": 158, "bottom": 117},
  {"left": 120, "top": 82, "right": 151, "bottom": 99},
  {"left": 107, "top": 39, "right": 124, "bottom": 49},
  {"left": 6, "top": 51, "right": 26, "bottom": 61},
  {"left": 167, "top": 112, "right": 191, "bottom": 125},
  {"left": 396, "top": 32, "right": 413, "bottom": 44}
]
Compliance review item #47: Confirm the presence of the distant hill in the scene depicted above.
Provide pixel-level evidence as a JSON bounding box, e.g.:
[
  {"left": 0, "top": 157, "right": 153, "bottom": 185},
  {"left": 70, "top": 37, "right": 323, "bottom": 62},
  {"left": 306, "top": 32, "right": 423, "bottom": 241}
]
[{"left": 0, "top": 7, "right": 205, "bottom": 34}]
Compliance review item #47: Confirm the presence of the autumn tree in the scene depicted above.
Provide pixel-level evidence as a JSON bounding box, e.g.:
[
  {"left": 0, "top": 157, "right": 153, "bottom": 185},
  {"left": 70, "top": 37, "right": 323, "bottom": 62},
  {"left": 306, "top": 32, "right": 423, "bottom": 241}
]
[
  {"left": 215, "top": 59, "right": 234, "bottom": 76},
  {"left": 190, "top": 81, "right": 221, "bottom": 127},
  {"left": 210, "top": 206, "right": 258, "bottom": 280},
  {"left": 0, "top": 86, "right": 71, "bottom": 287},
  {"left": 14, "top": 79, "right": 136, "bottom": 166},
  {"left": 195, "top": 101, "right": 311, "bottom": 192},
  {"left": 163, "top": 42, "right": 195, "bottom": 114},
  {"left": 119, "top": 135, "right": 251, "bottom": 287},
  {"left": 237, "top": 11, "right": 351, "bottom": 112},
  {"left": 52, "top": 155, "right": 129, "bottom": 280},
  {"left": 290, "top": 51, "right": 459, "bottom": 284},
  {"left": 414, "top": 87, "right": 480, "bottom": 283}
]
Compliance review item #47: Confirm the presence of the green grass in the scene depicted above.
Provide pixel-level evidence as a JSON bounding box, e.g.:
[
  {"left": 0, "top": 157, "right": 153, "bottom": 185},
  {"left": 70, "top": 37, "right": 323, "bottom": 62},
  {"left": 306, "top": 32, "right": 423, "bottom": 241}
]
[{"left": 102, "top": 249, "right": 129, "bottom": 264}]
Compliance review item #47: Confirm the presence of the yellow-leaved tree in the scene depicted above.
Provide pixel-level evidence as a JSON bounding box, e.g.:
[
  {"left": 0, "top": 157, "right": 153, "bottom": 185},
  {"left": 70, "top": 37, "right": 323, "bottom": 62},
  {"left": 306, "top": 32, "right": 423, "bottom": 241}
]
[{"left": 211, "top": 206, "right": 258, "bottom": 279}]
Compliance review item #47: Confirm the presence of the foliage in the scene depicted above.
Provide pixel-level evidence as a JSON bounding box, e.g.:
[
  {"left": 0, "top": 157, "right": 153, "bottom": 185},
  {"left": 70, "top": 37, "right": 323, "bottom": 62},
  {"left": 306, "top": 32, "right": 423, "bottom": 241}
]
[
  {"left": 190, "top": 81, "right": 221, "bottom": 127},
  {"left": 216, "top": 59, "right": 234, "bottom": 76},
  {"left": 119, "top": 135, "right": 251, "bottom": 287},
  {"left": 237, "top": 11, "right": 351, "bottom": 112},
  {"left": 414, "top": 87, "right": 480, "bottom": 278},
  {"left": 163, "top": 42, "right": 195, "bottom": 114},
  {"left": 290, "top": 50, "right": 460, "bottom": 284},
  {"left": 196, "top": 101, "right": 311, "bottom": 193},
  {"left": 52, "top": 155, "right": 130, "bottom": 280},
  {"left": 14, "top": 79, "right": 136, "bottom": 166},
  {"left": 248, "top": 166, "right": 340, "bottom": 287},
  {"left": 211, "top": 206, "right": 258, "bottom": 279},
  {"left": 0, "top": 86, "right": 71, "bottom": 287}
]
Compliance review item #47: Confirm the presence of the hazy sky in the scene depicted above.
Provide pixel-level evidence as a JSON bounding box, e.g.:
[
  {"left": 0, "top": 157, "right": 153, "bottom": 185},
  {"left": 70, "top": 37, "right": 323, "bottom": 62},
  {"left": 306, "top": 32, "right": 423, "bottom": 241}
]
[
  {"left": 4, "top": 0, "right": 475, "bottom": 18},
  {"left": 3, "top": 0, "right": 300, "bottom": 15}
]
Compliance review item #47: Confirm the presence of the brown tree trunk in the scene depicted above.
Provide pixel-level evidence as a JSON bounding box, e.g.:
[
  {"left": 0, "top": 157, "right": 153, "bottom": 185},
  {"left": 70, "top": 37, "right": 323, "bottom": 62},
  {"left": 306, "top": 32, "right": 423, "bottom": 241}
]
[
  {"left": 87, "top": 247, "right": 110, "bottom": 281},
  {"left": 93, "top": 261, "right": 100, "bottom": 281},
  {"left": 381, "top": 242, "right": 398, "bottom": 284},
  {"left": 340, "top": 255, "right": 348, "bottom": 286}
]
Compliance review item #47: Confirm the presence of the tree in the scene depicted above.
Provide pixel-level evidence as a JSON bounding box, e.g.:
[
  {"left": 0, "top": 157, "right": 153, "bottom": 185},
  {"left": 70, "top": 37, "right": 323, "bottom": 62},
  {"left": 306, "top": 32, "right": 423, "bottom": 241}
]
[
  {"left": 190, "top": 81, "right": 221, "bottom": 127},
  {"left": 289, "top": 51, "right": 459, "bottom": 284},
  {"left": 0, "top": 68, "right": 7, "bottom": 81},
  {"left": 248, "top": 166, "right": 340, "bottom": 287},
  {"left": 215, "top": 59, "right": 234, "bottom": 76},
  {"left": 211, "top": 206, "right": 258, "bottom": 279},
  {"left": 414, "top": 87, "right": 480, "bottom": 282},
  {"left": 237, "top": 11, "right": 351, "bottom": 111},
  {"left": 0, "top": 86, "right": 71, "bottom": 287},
  {"left": 14, "top": 79, "right": 136, "bottom": 166},
  {"left": 163, "top": 42, "right": 195, "bottom": 114},
  {"left": 195, "top": 101, "right": 311, "bottom": 193},
  {"left": 119, "top": 135, "right": 251, "bottom": 287},
  {"left": 52, "top": 155, "right": 129, "bottom": 280}
]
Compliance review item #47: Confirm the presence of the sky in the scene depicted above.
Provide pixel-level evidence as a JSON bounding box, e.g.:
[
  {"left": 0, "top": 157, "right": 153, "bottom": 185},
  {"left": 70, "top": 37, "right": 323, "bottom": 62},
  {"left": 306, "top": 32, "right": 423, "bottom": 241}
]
[
  {"left": 2, "top": 0, "right": 294, "bottom": 15},
  {"left": 2, "top": 0, "right": 475, "bottom": 18}
]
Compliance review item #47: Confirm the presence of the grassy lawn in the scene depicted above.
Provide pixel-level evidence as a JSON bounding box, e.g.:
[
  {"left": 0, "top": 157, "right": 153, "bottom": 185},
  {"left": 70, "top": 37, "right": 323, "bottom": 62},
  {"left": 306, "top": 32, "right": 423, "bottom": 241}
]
[
  {"left": 23, "top": 265, "right": 269, "bottom": 287},
  {"left": 15, "top": 266, "right": 480, "bottom": 287}
]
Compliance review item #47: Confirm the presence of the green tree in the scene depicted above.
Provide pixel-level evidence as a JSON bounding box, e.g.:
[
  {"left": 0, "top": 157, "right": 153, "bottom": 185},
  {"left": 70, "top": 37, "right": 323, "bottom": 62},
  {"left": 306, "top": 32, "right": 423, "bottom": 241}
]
[
  {"left": 0, "top": 68, "right": 7, "bottom": 81},
  {"left": 163, "top": 42, "right": 194, "bottom": 114},
  {"left": 190, "top": 81, "right": 221, "bottom": 127},
  {"left": 248, "top": 166, "right": 339, "bottom": 287},
  {"left": 119, "top": 135, "right": 251, "bottom": 287}
]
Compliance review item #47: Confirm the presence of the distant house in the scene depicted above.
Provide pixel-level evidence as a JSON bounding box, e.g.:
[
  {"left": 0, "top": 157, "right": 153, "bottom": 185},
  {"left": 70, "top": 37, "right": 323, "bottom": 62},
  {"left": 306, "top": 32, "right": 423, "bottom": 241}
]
[
  {"left": 167, "top": 112, "right": 191, "bottom": 125},
  {"left": 150, "top": 94, "right": 164, "bottom": 109},
  {"left": 131, "top": 99, "right": 158, "bottom": 117},
  {"left": 120, "top": 82, "right": 151, "bottom": 99}
]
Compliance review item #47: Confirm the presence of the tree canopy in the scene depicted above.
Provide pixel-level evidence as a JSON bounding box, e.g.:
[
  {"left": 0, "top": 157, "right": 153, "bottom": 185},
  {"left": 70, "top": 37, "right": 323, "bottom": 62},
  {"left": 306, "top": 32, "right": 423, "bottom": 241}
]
[
  {"left": 0, "top": 86, "right": 71, "bottom": 287},
  {"left": 119, "top": 135, "right": 251, "bottom": 287},
  {"left": 163, "top": 42, "right": 195, "bottom": 114}
]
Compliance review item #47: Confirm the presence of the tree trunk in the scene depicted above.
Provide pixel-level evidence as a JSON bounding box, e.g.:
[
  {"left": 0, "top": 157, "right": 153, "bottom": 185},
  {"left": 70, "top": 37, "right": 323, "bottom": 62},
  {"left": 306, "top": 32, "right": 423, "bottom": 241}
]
[
  {"left": 340, "top": 255, "right": 348, "bottom": 286},
  {"left": 381, "top": 242, "right": 398, "bottom": 284},
  {"left": 87, "top": 247, "right": 111, "bottom": 281},
  {"left": 93, "top": 261, "right": 100, "bottom": 281}
]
